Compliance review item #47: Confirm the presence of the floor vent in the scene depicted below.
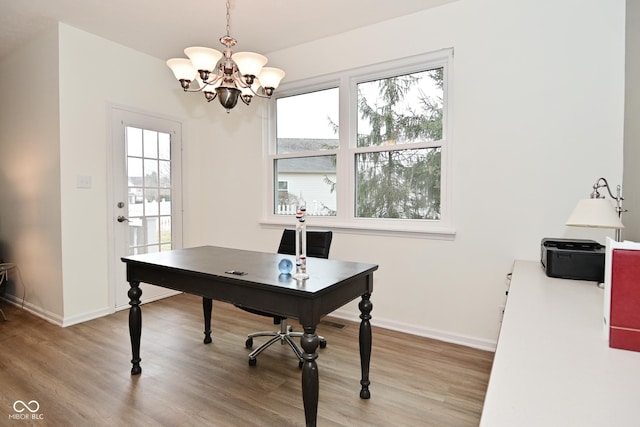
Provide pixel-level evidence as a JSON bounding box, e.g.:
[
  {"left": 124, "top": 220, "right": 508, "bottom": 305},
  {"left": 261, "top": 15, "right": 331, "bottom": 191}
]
[{"left": 320, "top": 319, "right": 346, "bottom": 329}]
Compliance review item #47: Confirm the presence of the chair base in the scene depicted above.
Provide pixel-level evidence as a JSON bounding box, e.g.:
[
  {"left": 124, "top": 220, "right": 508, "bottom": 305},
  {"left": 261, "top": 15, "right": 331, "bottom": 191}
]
[{"left": 245, "top": 321, "right": 326, "bottom": 367}]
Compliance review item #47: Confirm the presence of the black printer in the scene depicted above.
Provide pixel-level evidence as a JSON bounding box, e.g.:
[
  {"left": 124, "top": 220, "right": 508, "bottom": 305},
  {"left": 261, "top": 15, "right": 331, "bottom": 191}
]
[{"left": 540, "top": 238, "right": 605, "bottom": 282}]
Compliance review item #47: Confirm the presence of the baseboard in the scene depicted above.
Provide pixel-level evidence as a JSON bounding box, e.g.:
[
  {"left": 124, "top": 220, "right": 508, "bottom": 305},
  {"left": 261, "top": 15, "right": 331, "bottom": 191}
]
[
  {"left": 2, "top": 290, "right": 181, "bottom": 327},
  {"left": 62, "top": 307, "right": 114, "bottom": 327},
  {"left": 1, "top": 294, "right": 64, "bottom": 326},
  {"left": 330, "top": 308, "right": 497, "bottom": 352},
  {"left": 113, "top": 290, "right": 182, "bottom": 312}
]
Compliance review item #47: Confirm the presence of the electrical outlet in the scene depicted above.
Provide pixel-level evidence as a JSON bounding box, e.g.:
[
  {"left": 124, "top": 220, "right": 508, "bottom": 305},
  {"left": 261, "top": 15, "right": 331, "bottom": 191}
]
[{"left": 76, "top": 175, "right": 92, "bottom": 189}]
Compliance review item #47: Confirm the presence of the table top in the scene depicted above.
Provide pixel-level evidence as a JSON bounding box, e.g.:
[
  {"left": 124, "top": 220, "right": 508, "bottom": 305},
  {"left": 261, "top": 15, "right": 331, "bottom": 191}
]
[
  {"left": 122, "top": 245, "right": 378, "bottom": 325},
  {"left": 122, "top": 245, "right": 378, "bottom": 296},
  {"left": 480, "top": 260, "right": 640, "bottom": 426}
]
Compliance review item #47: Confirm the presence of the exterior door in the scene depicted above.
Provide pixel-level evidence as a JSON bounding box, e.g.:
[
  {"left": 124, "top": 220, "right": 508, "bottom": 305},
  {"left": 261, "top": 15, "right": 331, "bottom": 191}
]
[{"left": 109, "top": 107, "right": 183, "bottom": 309}]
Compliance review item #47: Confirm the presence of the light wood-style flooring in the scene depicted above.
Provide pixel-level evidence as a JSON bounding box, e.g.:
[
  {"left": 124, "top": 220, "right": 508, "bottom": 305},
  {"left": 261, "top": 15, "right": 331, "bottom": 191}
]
[{"left": 0, "top": 294, "right": 493, "bottom": 426}]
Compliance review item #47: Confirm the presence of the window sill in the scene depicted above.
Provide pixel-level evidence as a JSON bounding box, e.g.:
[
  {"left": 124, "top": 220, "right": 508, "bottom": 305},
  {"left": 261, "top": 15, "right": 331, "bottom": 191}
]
[{"left": 260, "top": 216, "right": 456, "bottom": 240}]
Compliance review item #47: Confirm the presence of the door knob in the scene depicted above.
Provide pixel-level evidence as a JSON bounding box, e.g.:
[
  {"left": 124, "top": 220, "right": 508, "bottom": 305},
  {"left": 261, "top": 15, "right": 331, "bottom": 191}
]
[{"left": 117, "top": 215, "right": 130, "bottom": 223}]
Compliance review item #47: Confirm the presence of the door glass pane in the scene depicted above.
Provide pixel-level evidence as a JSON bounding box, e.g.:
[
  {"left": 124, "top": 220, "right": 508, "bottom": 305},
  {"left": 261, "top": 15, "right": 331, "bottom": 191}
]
[
  {"left": 158, "top": 133, "right": 170, "bottom": 160},
  {"left": 143, "top": 130, "right": 158, "bottom": 158},
  {"left": 159, "top": 189, "right": 171, "bottom": 215},
  {"left": 127, "top": 127, "right": 143, "bottom": 157},
  {"left": 144, "top": 159, "right": 158, "bottom": 187},
  {"left": 126, "top": 126, "right": 173, "bottom": 255},
  {"left": 160, "top": 216, "right": 171, "bottom": 244},
  {"left": 159, "top": 160, "right": 170, "bottom": 188}
]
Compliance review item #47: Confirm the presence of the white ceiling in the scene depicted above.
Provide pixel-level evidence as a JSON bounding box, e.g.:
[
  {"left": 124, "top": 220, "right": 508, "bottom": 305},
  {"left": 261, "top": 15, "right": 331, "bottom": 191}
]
[{"left": 0, "top": 0, "right": 456, "bottom": 62}]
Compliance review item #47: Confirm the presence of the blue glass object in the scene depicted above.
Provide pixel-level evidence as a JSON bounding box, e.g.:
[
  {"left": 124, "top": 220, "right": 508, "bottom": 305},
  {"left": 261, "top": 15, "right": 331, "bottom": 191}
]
[{"left": 278, "top": 258, "right": 293, "bottom": 274}]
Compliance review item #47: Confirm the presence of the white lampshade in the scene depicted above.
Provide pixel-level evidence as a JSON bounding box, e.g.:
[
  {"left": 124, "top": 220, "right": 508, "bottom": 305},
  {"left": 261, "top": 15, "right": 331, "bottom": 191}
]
[
  {"left": 184, "top": 47, "right": 223, "bottom": 71},
  {"left": 258, "top": 67, "right": 285, "bottom": 89},
  {"left": 166, "top": 58, "right": 197, "bottom": 81},
  {"left": 232, "top": 52, "right": 267, "bottom": 76},
  {"left": 566, "top": 198, "right": 624, "bottom": 229}
]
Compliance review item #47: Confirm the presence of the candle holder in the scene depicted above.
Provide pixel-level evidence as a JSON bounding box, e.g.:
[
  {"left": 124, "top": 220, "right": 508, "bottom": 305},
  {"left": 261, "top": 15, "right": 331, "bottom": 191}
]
[{"left": 293, "top": 206, "right": 309, "bottom": 280}]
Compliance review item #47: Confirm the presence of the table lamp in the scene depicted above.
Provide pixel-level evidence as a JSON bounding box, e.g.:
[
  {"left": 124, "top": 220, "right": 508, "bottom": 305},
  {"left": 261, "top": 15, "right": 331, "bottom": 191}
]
[{"left": 566, "top": 177, "right": 625, "bottom": 241}]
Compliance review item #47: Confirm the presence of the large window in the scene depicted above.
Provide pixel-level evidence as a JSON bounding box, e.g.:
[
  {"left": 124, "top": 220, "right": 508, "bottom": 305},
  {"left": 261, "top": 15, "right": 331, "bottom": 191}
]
[{"left": 266, "top": 50, "right": 453, "bottom": 236}]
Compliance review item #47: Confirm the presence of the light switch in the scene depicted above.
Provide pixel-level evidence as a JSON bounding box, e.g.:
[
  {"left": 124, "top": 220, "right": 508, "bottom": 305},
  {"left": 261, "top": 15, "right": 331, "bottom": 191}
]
[{"left": 76, "top": 175, "right": 92, "bottom": 189}]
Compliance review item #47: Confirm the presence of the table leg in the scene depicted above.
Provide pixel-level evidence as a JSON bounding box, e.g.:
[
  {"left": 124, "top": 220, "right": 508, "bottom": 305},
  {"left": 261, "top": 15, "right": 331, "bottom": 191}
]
[
  {"left": 359, "top": 293, "right": 372, "bottom": 399},
  {"left": 202, "top": 297, "right": 212, "bottom": 344},
  {"left": 128, "top": 281, "right": 142, "bottom": 375},
  {"left": 300, "top": 325, "right": 319, "bottom": 427}
]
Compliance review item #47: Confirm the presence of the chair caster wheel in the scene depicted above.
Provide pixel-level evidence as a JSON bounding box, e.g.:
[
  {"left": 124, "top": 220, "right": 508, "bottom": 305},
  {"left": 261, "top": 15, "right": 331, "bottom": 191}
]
[
  {"left": 320, "top": 339, "right": 327, "bottom": 349},
  {"left": 245, "top": 338, "right": 253, "bottom": 348},
  {"left": 249, "top": 358, "right": 257, "bottom": 366}
]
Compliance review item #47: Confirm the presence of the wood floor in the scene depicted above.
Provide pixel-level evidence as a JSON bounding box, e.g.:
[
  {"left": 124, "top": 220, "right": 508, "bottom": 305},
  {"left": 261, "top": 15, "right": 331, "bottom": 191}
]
[{"left": 0, "top": 294, "right": 493, "bottom": 426}]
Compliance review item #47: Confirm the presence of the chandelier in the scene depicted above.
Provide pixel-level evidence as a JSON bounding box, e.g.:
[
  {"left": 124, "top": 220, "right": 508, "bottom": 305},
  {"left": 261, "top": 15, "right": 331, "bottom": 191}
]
[{"left": 166, "top": 0, "right": 285, "bottom": 112}]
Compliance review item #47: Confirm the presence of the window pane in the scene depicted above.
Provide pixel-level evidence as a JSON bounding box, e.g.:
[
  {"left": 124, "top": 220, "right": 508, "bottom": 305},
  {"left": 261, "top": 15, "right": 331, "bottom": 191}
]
[
  {"left": 355, "top": 147, "right": 441, "bottom": 220},
  {"left": 357, "top": 68, "right": 443, "bottom": 147},
  {"left": 274, "top": 156, "right": 337, "bottom": 216},
  {"left": 276, "top": 88, "right": 339, "bottom": 154}
]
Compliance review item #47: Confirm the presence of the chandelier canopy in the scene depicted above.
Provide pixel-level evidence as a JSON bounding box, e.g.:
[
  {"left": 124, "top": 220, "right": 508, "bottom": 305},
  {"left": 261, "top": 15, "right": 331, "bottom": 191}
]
[{"left": 166, "top": 0, "right": 285, "bottom": 112}]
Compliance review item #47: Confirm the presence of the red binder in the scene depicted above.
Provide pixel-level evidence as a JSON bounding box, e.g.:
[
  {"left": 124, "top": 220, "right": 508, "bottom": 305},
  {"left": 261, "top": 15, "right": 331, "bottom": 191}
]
[{"left": 610, "top": 249, "right": 640, "bottom": 351}]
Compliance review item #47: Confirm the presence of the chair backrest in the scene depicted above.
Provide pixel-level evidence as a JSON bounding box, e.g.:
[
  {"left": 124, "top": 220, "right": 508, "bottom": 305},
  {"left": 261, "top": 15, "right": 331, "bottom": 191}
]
[{"left": 277, "top": 229, "right": 332, "bottom": 259}]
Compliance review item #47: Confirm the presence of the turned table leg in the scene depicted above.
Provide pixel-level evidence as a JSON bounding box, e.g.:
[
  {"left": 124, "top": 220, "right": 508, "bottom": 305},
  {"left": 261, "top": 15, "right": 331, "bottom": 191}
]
[
  {"left": 128, "top": 281, "right": 142, "bottom": 375},
  {"left": 300, "top": 325, "right": 319, "bottom": 427},
  {"left": 202, "top": 297, "right": 213, "bottom": 344},
  {"left": 359, "top": 293, "right": 372, "bottom": 399}
]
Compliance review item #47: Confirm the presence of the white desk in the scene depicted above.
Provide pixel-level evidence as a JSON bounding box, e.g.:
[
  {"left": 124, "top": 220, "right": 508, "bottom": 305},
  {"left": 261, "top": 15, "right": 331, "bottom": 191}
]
[{"left": 480, "top": 260, "right": 640, "bottom": 427}]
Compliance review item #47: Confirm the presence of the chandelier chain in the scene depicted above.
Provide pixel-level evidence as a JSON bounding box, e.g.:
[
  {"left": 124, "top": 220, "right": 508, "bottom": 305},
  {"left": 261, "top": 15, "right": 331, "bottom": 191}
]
[{"left": 226, "top": 0, "right": 231, "bottom": 37}]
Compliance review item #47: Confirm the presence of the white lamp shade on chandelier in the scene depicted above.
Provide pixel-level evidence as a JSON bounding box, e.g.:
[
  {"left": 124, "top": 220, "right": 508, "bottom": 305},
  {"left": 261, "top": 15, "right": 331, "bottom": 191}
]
[
  {"left": 165, "top": 1, "right": 285, "bottom": 112},
  {"left": 184, "top": 47, "right": 223, "bottom": 72},
  {"left": 231, "top": 52, "right": 267, "bottom": 77}
]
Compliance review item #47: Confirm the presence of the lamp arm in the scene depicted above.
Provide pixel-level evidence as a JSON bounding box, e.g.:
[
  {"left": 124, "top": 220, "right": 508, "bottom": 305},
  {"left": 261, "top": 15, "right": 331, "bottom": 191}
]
[
  {"left": 593, "top": 177, "right": 625, "bottom": 217},
  {"left": 593, "top": 178, "right": 617, "bottom": 200}
]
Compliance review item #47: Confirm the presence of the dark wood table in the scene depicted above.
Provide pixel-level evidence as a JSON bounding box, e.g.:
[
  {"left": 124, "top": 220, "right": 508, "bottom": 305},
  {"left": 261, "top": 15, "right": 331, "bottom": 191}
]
[{"left": 122, "top": 245, "right": 378, "bottom": 427}]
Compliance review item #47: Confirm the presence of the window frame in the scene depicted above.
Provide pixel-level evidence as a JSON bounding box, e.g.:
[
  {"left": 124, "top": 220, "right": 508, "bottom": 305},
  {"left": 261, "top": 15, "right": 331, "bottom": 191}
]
[{"left": 261, "top": 49, "right": 455, "bottom": 239}]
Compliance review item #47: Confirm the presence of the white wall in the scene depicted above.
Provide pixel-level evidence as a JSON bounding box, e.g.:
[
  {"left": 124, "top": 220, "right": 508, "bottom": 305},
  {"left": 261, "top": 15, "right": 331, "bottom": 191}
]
[
  {"left": 56, "top": 24, "right": 209, "bottom": 322},
  {"left": 624, "top": 0, "right": 640, "bottom": 241},
  {"left": 0, "top": 0, "right": 627, "bottom": 350},
  {"left": 0, "top": 26, "right": 65, "bottom": 321},
  {"left": 196, "top": 0, "right": 626, "bottom": 349}
]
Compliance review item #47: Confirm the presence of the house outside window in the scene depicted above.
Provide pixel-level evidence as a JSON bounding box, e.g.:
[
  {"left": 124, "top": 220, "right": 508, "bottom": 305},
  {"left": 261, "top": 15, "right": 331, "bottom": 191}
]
[{"left": 265, "top": 49, "right": 454, "bottom": 237}]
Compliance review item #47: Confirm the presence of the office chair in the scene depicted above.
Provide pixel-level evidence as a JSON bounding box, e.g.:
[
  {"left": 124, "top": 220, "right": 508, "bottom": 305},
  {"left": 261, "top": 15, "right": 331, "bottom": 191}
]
[{"left": 242, "top": 229, "right": 332, "bottom": 367}]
